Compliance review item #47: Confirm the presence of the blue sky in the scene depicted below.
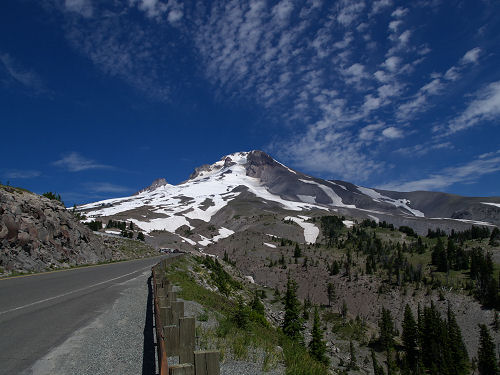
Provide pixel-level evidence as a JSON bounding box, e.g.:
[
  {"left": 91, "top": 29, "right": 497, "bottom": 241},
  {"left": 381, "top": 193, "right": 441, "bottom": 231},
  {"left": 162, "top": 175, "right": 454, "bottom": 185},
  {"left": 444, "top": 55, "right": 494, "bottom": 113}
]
[{"left": 1, "top": 0, "right": 500, "bottom": 206}]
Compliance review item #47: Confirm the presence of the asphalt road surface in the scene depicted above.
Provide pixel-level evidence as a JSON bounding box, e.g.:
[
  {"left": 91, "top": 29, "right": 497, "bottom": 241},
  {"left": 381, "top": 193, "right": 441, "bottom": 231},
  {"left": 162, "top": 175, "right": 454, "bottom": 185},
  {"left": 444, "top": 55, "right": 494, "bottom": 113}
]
[{"left": 0, "top": 256, "right": 166, "bottom": 375}]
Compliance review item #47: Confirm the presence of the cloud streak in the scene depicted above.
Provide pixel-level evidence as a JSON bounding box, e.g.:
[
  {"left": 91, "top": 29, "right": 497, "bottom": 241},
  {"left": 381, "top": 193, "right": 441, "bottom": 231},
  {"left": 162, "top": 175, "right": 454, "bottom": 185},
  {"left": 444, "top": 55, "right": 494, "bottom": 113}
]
[
  {"left": 379, "top": 151, "right": 500, "bottom": 192},
  {"left": 53, "top": 152, "right": 113, "bottom": 172}
]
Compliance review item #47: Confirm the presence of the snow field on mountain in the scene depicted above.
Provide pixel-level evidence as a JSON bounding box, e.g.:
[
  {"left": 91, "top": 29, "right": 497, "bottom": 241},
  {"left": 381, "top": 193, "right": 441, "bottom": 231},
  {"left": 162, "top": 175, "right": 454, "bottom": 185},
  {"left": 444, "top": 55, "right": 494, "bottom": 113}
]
[
  {"left": 481, "top": 202, "right": 500, "bottom": 208},
  {"left": 285, "top": 216, "right": 319, "bottom": 244},
  {"left": 264, "top": 242, "right": 277, "bottom": 248},
  {"left": 356, "top": 186, "right": 425, "bottom": 217},
  {"left": 299, "top": 179, "right": 356, "bottom": 208}
]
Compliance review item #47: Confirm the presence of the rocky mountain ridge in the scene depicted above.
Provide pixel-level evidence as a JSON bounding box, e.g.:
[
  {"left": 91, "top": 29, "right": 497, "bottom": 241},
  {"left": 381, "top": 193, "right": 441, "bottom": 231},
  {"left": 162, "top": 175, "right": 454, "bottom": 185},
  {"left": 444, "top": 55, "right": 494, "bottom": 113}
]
[{"left": 77, "top": 151, "right": 499, "bottom": 251}]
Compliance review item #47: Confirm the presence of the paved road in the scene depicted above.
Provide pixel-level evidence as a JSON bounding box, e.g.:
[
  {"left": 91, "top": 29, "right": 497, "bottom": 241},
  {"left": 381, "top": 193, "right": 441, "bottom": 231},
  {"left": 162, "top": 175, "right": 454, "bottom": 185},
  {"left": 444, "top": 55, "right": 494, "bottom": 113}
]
[{"left": 0, "top": 256, "right": 166, "bottom": 375}]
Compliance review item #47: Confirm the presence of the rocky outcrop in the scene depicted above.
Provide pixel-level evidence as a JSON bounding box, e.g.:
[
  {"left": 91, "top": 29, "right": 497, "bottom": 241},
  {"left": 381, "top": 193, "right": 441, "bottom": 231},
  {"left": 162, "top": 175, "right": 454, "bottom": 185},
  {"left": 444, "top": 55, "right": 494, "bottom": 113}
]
[
  {"left": 0, "top": 186, "right": 112, "bottom": 273},
  {"left": 135, "top": 178, "right": 169, "bottom": 195}
]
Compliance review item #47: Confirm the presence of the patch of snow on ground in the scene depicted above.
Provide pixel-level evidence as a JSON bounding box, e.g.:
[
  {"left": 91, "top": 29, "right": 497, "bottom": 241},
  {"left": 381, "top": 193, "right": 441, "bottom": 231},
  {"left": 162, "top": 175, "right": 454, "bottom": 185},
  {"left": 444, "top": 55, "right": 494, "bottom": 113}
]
[
  {"left": 129, "top": 216, "right": 193, "bottom": 233},
  {"left": 285, "top": 216, "right": 319, "bottom": 244},
  {"left": 368, "top": 215, "right": 380, "bottom": 223},
  {"left": 179, "top": 236, "right": 196, "bottom": 245},
  {"left": 343, "top": 220, "right": 355, "bottom": 228},
  {"left": 245, "top": 276, "right": 255, "bottom": 283},
  {"left": 264, "top": 242, "right": 277, "bottom": 248},
  {"left": 481, "top": 202, "right": 500, "bottom": 208},
  {"left": 297, "top": 194, "right": 316, "bottom": 204},
  {"left": 198, "top": 235, "right": 212, "bottom": 246},
  {"left": 212, "top": 227, "right": 235, "bottom": 242},
  {"left": 299, "top": 179, "right": 355, "bottom": 208},
  {"left": 429, "top": 218, "right": 496, "bottom": 226},
  {"left": 356, "top": 186, "right": 425, "bottom": 217}
]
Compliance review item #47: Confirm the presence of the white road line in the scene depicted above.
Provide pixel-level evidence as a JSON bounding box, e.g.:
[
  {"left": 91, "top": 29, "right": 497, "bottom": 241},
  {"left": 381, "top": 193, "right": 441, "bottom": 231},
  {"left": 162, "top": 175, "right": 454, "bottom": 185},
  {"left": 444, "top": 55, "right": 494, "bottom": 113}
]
[{"left": 0, "top": 266, "right": 151, "bottom": 316}]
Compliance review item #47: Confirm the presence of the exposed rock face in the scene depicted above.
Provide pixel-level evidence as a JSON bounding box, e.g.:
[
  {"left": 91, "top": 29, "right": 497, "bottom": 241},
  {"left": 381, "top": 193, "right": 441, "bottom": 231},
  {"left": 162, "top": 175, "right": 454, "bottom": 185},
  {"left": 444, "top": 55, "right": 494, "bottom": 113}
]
[
  {"left": 0, "top": 187, "right": 112, "bottom": 273},
  {"left": 135, "top": 178, "right": 169, "bottom": 195}
]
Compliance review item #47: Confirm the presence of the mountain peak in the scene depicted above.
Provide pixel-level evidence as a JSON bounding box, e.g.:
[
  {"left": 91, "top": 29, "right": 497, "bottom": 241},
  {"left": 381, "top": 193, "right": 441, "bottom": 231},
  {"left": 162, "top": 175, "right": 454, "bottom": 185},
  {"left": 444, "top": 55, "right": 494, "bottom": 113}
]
[{"left": 135, "top": 178, "right": 169, "bottom": 195}]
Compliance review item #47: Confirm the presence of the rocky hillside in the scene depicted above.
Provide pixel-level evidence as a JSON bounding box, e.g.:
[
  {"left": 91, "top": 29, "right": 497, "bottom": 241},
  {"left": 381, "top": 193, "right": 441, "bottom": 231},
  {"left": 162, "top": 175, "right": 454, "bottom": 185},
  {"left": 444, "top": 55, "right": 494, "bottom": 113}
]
[{"left": 0, "top": 185, "right": 112, "bottom": 274}]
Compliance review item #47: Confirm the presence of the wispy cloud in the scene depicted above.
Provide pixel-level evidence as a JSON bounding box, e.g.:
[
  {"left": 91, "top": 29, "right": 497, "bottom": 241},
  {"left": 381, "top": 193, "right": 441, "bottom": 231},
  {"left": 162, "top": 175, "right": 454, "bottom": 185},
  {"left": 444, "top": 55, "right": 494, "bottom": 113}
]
[
  {"left": 43, "top": 0, "right": 497, "bottom": 184},
  {"left": 379, "top": 150, "right": 500, "bottom": 191},
  {"left": 64, "top": 0, "right": 93, "bottom": 18},
  {"left": 85, "top": 182, "right": 131, "bottom": 193},
  {"left": 53, "top": 152, "right": 112, "bottom": 172},
  {"left": 3, "top": 170, "right": 41, "bottom": 179},
  {"left": 0, "top": 53, "right": 44, "bottom": 91},
  {"left": 441, "top": 80, "right": 500, "bottom": 135}
]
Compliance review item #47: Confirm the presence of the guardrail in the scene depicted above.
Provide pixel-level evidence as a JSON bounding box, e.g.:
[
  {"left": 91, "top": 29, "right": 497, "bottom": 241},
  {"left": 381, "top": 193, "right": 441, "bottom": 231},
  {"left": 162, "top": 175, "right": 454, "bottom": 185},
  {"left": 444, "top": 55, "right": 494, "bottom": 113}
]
[{"left": 152, "top": 256, "right": 220, "bottom": 375}]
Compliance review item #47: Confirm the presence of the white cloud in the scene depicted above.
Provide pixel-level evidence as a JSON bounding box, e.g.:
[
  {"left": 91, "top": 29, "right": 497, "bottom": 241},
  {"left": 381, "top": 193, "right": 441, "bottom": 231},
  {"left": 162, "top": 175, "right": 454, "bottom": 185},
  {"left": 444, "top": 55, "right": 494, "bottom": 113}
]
[
  {"left": 64, "top": 0, "right": 93, "bottom": 17},
  {"left": 0, "top": 53, "right": 43, "bottom": 90},
  {"left": 86, "top": 182, "right": 131, "bottom": 193},
  {"left": 398, "top": 30, "right": 411, "bottom": 45},
  {"left": 382, "top": 126, "right": 403, "bottom": 139},
  {"left": 359, "top": 122, "right": 385, "bottom": 141},
  {"left": 379, "top": 151, "right": 500, "bottom": 191},
  {"left": 388, "top": 20, "right": 402, "bottom": 32},
  {"left": 371, "top": 0, "right": 392, "bottom": 14},
  {"left": 337, "top": 1, "right": 365, "bottom": 26},
  {"left": 391, "top": 7, "right": 408, "bottom": 18},
  {"left": 445, "top": 80, "right": 500, "bottom": 134},
  {"left": 461, "top": 47, "right": 481, "bottom": 64},
  {"left": 53, "top": 152, "right": 112, "bottom": 172},
  {"left": 383, "top": 56, "right": 401, "bottom": 71},
  {"left": 3, "top": 170, "right": 41, "bottom": 179}
]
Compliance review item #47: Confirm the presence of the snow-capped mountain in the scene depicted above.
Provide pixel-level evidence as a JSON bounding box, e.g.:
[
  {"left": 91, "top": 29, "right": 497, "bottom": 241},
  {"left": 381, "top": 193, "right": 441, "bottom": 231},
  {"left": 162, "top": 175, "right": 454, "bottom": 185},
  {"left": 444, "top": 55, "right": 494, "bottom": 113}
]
[{"left": 78, "top": 151, "right": 500, "bottom": 248}]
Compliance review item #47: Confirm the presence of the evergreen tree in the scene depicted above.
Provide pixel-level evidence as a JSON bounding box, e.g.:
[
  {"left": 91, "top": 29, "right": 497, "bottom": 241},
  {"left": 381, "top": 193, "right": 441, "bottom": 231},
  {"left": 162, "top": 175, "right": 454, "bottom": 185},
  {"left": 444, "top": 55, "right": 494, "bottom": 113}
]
[
  {"left": 447, "top": 304, "right": 469, "bottom": 375},
  {"left": 402, "top": 304, "right": 419, "bottom": 371},
  {"left": 294, "top": 243, "right": 302, "bottom": 258},
  {"left": 303, "top": 295, "right": 311, "bottom": 320},
  {"left": 420, "top": 302, "right": 452, "bottom": 375},
  {"left": 282, "top": 275, "right": 303, "bottom": 341},
  {"left": 308, "top": 307, "right": 329, "bottom": 365},
  {"left": 232, "top": 296, "right": 249, "bottom": 330},
  {"left": 372, "top": 350, "right": 386, "bottom": 375},
  {"left": 490, "top": 227, "right": 500, "bottom": 246},
  {"left": 327, "top": 282, "right": 336, "bottom": 306},
  {"left": 348, "top": 340, "right": 358, "bottom": 370},
  {"left": 379, "top": 307, "right": 396, "bottom": 351},
  {"left": 478, "top": 324, "right": 499, "bottom": 375},
  {"left": 250, "top": 292, "right": 265, "bottom": 315},
  {"left": 137, "top": 232, "right": 145, "bottom": 241}
]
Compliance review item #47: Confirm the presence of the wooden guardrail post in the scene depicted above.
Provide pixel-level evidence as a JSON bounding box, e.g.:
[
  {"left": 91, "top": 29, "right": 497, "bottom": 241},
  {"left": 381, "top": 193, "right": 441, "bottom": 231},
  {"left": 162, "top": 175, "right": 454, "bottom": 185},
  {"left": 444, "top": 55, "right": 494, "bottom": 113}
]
[
  {"left": 164, "top": 325, "right": 180, "bottom": 356},
  {"left": 169, "top": 364, "right": 194, "bottom": 375},
  {"left": 179, "top": 317, "right": 195, "bottom": 364},
  {"left": 194, "top": 351, "right": 220, "bottom": 375},
  {"left": 171, "top": 300, "right": 184, "bottom": 325}
]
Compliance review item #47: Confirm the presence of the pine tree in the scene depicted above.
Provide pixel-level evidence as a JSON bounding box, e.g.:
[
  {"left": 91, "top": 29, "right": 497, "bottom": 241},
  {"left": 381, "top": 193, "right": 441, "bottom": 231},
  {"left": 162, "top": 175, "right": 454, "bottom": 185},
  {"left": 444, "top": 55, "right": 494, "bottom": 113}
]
[
  {"left": 447, "top": 304, "right": 469, "bottom": 375},
  {"left": 379, "top": 307, "right": 396, "bottom": 351},
  {"left": 282, "top": 275, "right": 303, "bottom": 341},
  {"left": 309, "top": 306, "right": 329, "bottom": 365},
  {"left": 294, "top": 243, "right": 302, "bottom": 258},
  {"left": 478, "top": 324, "right": 499, "bottom": 375},
  {"left": 402, "top": 304, "right": 419, "bottom": 371},
  {"left": 327, "top": 282, "right": 336, "bottom": 306},
  {"left": 348, "top": 340, "right": 358, "bottom": 370},
  {"left": 250, "top": 292, "right": 265, "bottom": 316},
  {"left": 232, "top": 296, "right": 249, "bottom": 330},
  {"left": 137, "top": 232, "right": 145, "bottom": 241},
  {"left": 372, "top": 349, "right": 386, "bottom": 375}
]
